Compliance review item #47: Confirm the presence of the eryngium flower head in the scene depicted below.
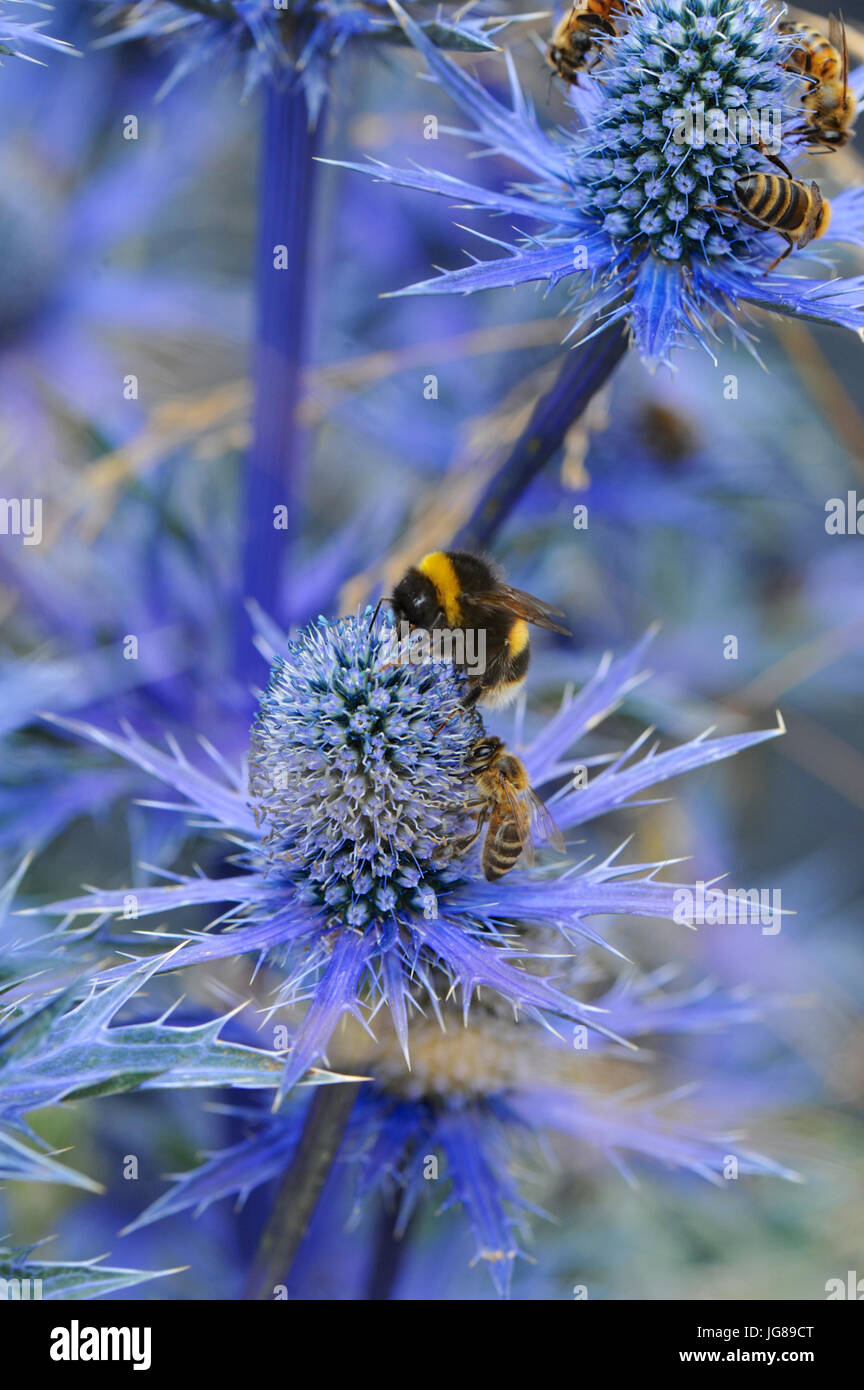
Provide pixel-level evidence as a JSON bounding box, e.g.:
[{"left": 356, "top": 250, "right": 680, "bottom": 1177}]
[
  {"left": 42, "top": 623, "right": 784, "bottom": 1103},
  {"left": 249, "top": 613, "right": 483, "bottom": 924},
  {"left": 338, "top": 0, "right": 864, "bottom": 364},
  {"left": 577, "top": 0, "right": 790, "bottom": 259}
]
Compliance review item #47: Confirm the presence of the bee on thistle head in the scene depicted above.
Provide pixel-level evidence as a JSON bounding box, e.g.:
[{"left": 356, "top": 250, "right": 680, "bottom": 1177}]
[
  {"left": 390, "top": 550, "right": 570, "bottom": 710},
  {"left": 345, "top": 0, "right": 864, "bottom": 366}
]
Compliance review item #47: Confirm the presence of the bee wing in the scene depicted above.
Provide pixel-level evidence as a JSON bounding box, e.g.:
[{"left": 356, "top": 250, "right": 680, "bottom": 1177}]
[
  {"left": 830, "top": 13, "right": 849, "bottom": 97},
  {"left": 471, "top": 584, "right": 572, "bottom": 636},
  {"left": 499, "top": 778, "right": 536, "bottom": 866},
  {"left": 525, "top": 788, "right": 567, "bottom": 855}
]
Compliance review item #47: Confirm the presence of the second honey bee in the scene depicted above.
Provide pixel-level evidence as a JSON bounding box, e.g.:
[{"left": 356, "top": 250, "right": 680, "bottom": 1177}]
[
  {"left": 547, "top": 0, "right": 627, "bottom": 83},
  {"left": 460, "top": 737, "right": 566, "bottom": 881},
  {"left": 780, "top": 16, "right": 857, "bottom": 149},
  {"left": 730, "top": 164, "right": 831, "bottom": 271}
]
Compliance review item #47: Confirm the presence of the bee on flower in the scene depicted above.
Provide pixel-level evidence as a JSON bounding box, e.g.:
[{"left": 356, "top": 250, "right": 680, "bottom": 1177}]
[{"left": 336, "top": 0, "right": 864, "bottom": 366}]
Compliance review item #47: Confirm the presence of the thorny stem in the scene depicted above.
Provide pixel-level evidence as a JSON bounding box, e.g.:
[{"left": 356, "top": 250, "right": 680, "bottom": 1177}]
[
  {"left": 243, "top": 1083, "right": 357, "bottom": 1300},
  {"left": 237, "top": 81, "right": 321, "bottom": 676},
  {"left": 451, "top": 319, "right": 629, "bottom": 552}
]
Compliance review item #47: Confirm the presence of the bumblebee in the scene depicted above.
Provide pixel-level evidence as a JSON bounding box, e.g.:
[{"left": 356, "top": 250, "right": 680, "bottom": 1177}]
[
  {"left": 780, "top": 16, "right": 857, "bottom": 149},
  {"left": 547, "top": 0, "right": 627, "bottom": 83},
  {"left": 459, "top": 736, "right": 566, "bottom": 881},
  {"left": 390, "top": 550, "right": 570, "bottom": 709},
  {"left": 730, "top": 164, "right": 831, "bottom": 271}
]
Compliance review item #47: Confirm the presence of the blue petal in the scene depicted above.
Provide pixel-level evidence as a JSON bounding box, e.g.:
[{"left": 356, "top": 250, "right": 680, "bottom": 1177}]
[
  {"left": 511, "top": 1088, "right": 798, "bottom": 1185},
  {"left": 415, "top": 915, "right": 626, "bottom": 1043},
  {"left": 392, "top": 238, "right": 588, "bottom": 297},
  {"left": 820, "top": 186, "right": 864, "bottom": 250},
  {"left": 553, "top": 720, "right": 785, "bottom": 831},
  {"left": 40, "top": 717, "right": 254, "bottom": 833},
  {"left": 324, "top": 157, "right": 572, "bottom": 223},
  {"left": 525, "top": 631, "right": 656, "bottom": 785},
  {"left": 629, "top": 256, "right": 686, "bottom": 369},
  {"left": 385, "top": 1, "right": 570, "bottom": 182},
  {"left": 0, "top": 1120, "right": 102, "bottom": 1192},
  {"left": 696, "top": 261, "right": 864, "bottom": 335},
  {"left": 123, "top": 1113, "right": 302, "bottom": 1232},
  {"left": 434, "top": 1107, "right": 522, "bottom": 1297},
  {"left": 279, "top": 930, "right": 374, "bottom": 1099}
]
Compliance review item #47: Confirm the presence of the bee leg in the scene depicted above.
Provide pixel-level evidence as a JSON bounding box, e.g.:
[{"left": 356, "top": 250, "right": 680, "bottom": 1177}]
[
  {"left": 764, "top": 236, "right": 796, "bottom": 274},
  {"left": 756, "top": 140, "right": 793, "bottom": 178},
  {"left": 433, "top": 704, "right": 463, "bottom": 735},
  {"left": 700, "top": 202, "right": 739, "bottom": 217},
  {"left": 701, "top": 203, "right": 766, "bottom": 238},
  {"left": 433, "top": 679, "right": 485, "bottom": 735},
  {"left": 787, "top": 127, "right": 834, "bottom": 154},
  {"left": 453, "top": 807, "right": 489, "bottom": 856},
  {"left": 459, "top": 681, "right": 484, "bottom": 710}
]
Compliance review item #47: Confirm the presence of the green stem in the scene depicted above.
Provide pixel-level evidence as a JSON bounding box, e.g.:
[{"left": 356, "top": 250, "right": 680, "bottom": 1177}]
[{"left": 243, "top": 1084, "right": 357, "bottom": 1300}]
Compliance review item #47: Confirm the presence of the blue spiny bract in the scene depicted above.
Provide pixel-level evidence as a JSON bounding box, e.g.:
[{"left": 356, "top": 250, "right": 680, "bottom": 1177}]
[{"left": 39, "top": 624, "right": 785, "bottom": 1104}]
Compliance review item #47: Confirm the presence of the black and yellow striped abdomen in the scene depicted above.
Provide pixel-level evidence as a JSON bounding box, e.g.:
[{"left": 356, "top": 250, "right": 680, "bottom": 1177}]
[
  {"left": 482, "top": 813, "right": 524, "bottom": 880},
  {"left": 735, "top": 174, "right": 812, "bottom": 233},
  {"left": 732, "top": 173, "right": 829, "bottom": 263},
  {"left": 780, "top": 23, "right": 842, "bottom": 83}
]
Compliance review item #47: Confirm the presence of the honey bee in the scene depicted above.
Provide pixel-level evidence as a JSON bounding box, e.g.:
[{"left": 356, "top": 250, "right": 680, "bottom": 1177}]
[
  {"left": 460, "top": 736, "right": 566, "bottom": 881},
  {"left": 547, "top": 0, "right": 627, "bottom": 83},
  {"left": 780, "top": 15, "right": 857, "bottom": 149},
  {"left": 730, "top": 162, "right": 831, "bottom": 271},
  {"left": 390, "top": 551, "right": 570, "bottom": 709}
]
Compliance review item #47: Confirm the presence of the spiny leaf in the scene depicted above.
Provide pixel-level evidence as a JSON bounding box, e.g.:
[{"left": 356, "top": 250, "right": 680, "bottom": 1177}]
[
  {"left": 0, "top": 1121, "right": 102, "bottom": 1192},
  {"left": 0, "top": 1243, "right": 182, "bottom": 1300},
  {"left": 0, "top": 956, "right": 285, "bottom": 1119}
]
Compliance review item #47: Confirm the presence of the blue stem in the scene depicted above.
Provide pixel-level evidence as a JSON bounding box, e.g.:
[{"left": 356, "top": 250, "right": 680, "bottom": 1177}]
[
  {"left": 237, "top": 82, "right": 320, "bottom": 675},
  {"left": 451, "top": 319, "right": 628, "bottom": 552}
]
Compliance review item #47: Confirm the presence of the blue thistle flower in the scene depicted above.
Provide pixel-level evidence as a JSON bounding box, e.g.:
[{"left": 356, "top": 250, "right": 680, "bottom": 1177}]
[
  {"left": 91, "top": 0, "right": 504, "bottom": 113},
  {"left": 122, "top": 996, "right": 797, "bottom": 1298},
  {"left": 337, "top": 0, "right": 864, "bottom": 365},
  {"left": 249, "top": 614, "right": 484, "bottom": 923},
  {"left": 37, "top": 622, "right": 784, "bottom": 1105}
]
